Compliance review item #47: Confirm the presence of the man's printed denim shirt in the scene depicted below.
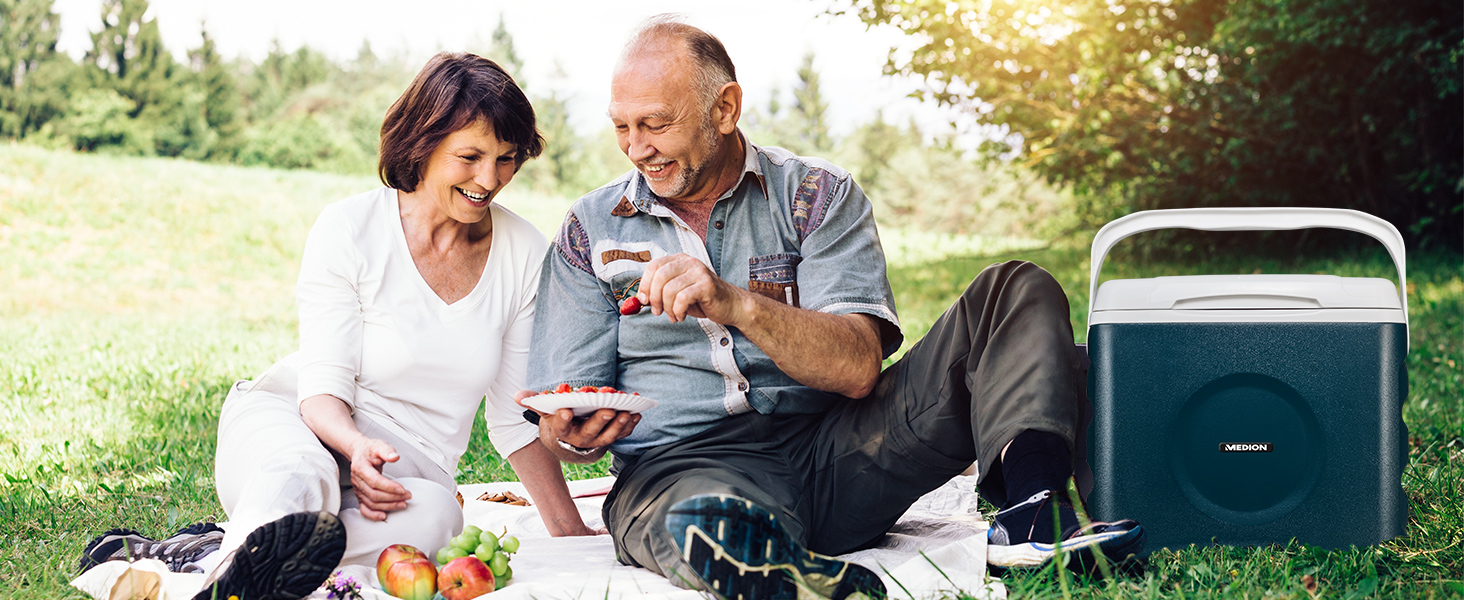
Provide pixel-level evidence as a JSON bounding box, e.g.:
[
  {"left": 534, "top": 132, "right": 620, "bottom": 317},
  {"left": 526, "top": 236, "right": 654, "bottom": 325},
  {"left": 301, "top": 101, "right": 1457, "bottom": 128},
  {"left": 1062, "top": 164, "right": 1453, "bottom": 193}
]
[{"left": 527, "top": 134, "right": 903, "bottom": 456}]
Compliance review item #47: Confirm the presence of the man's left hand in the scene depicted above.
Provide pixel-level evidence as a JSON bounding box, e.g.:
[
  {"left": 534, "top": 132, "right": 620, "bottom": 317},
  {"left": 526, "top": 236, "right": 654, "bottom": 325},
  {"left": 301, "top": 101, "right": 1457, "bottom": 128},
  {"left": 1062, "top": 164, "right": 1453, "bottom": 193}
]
[{"left": 516, "top": 390, "right": 640, "bottom": 462}]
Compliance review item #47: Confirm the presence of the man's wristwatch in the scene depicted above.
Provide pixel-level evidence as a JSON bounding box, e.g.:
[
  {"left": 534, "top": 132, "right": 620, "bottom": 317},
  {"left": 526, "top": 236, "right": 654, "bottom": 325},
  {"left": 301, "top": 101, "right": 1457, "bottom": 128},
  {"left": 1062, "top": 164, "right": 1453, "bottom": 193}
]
[{"left": 555, "top": 438, "right": 598, "bottom": 456}]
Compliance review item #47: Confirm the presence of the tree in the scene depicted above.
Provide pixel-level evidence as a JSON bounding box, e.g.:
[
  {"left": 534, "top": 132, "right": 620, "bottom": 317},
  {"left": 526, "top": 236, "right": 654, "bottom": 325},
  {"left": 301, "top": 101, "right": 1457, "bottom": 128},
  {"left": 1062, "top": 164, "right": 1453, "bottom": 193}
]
[
  {"left": 0, "top": 0, "right": 67, "bottom": 137},
  {"left": 186, "top": 25, "right": 239, "bottom": 158},
  {"left": 525, "top": 61, "right": 591, "bottom": 195},
  {"left": 791, "top": 52, "right": 832, "bottom": 155},
  {"left": 241, "top": 40, "right": 334, "bottom": 122},
  {"left": 843, "top": 109, "right": 906, "bottom": 193},
  {"left": 489, "top": 13, "right": 524, "bottom": 79},
  {"left": 843, "top": 0, "right": 1463, "bottom": 248},
  {"left": 85, "top": 0, "right": 176, "bottom": 118}
]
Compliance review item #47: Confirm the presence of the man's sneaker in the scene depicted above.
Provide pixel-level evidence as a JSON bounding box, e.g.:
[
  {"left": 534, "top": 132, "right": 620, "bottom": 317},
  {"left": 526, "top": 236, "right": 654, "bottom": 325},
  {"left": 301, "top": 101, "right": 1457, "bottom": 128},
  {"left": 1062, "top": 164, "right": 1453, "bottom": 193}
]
[
  {"left": 192, "top": 511, "right": 346, "bottom": 600},
  {"left": 79, "top": 522, "right": 226, "bottom": 574},
  {"left": 986, "top": 490, "right": 1145, "bottom": 575},
  {"left": 664, "top": 494, "right": 885, "bottom": 600}
]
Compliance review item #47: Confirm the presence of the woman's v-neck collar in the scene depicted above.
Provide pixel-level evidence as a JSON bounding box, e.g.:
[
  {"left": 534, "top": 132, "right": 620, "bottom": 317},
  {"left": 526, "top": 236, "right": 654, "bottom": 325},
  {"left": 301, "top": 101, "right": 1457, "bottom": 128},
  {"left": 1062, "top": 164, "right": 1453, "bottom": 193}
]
[{"left": 389, "top": 189, "right": 493, "bottom": 316}]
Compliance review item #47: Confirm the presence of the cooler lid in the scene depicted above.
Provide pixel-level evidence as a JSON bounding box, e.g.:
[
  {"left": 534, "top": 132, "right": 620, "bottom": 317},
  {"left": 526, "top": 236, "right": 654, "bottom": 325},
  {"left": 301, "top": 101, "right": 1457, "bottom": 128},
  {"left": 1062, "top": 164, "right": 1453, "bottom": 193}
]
[{"left": 1092, "top": 274, "right": 1403, "bottom": 312}]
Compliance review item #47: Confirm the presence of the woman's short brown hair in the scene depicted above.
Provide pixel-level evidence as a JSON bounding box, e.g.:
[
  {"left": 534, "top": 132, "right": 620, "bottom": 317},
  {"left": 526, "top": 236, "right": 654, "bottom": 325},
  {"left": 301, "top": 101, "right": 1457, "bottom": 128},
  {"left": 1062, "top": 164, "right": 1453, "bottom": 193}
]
[{"left": 378, "top": 52, "right": 545, "bottom": 192}]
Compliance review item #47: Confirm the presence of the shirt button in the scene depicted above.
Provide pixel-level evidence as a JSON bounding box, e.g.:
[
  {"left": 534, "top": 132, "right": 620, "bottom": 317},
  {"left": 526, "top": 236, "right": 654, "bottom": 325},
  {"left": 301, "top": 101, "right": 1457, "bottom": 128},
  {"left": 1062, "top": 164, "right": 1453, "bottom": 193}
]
[
  {"left": 719, "top": 337, "right": 729, "bottom": 347},
  {"left": 737, "top": 382, "right": 748, "bottom": 392},
  {"left": 714, "top": 220, "right": 725, "bottom": 230}
]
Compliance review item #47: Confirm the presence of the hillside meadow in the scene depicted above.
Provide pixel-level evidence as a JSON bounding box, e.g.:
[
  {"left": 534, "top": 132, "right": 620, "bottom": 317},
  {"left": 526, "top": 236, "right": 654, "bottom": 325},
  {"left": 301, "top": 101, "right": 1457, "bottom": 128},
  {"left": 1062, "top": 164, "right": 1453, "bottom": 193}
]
[{"left": 0, "top": 144, "right": 1459, "bottom": 598}]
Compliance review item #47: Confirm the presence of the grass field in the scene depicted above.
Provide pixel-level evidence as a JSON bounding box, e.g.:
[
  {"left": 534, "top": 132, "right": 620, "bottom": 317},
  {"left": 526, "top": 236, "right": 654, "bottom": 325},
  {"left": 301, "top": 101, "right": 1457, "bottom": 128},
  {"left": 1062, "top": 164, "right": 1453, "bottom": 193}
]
[{"left": 1, "top": 144, "right": 1460, "bottom": 598}]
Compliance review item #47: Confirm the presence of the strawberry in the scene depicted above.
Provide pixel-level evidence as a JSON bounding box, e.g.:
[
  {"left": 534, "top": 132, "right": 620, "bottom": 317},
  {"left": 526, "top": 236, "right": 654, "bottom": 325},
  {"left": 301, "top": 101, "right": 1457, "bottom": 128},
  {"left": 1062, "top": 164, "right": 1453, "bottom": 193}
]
[
  {"left": 554, "top": 383, "right": 572, "bottom": 394},
  {"left": 597, "top": 386, "right": 618, "bottom": 393},
  {"left": 617, "top": 297, "right": 641, "bottom": 316},
  {"left": 578, "top": 385, "right": 599, "bottom": 393}
]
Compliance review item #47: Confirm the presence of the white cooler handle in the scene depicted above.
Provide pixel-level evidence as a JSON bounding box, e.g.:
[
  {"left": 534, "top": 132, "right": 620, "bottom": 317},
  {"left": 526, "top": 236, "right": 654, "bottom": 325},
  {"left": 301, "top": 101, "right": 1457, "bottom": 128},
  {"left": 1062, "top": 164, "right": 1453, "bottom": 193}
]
[{"left": 1088, "top": 207, "right": 1408, "bottom": 348}]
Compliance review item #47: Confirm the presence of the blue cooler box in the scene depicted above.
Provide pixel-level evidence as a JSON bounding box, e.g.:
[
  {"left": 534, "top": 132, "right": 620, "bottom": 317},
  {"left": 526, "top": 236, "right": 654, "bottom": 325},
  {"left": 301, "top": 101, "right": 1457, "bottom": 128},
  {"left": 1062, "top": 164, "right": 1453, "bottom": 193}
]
[{"left": 1084, "top": 208, "right": 1410, "bottom": 551}]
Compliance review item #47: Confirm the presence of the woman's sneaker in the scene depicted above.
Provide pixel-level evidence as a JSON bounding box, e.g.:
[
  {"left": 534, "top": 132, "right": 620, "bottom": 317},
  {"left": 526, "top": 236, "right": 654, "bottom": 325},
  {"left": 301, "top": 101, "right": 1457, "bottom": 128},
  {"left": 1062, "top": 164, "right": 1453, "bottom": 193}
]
[
  {"left": 986, "top": 490, "right": 1145, "bottom": 575},
  {"left": 193, "top": 511, "right": 346, "bottom": 600},
  {"left": 664, "top": 494, "right": 885, "bottom": 600},
  {"left": 79, "top": 522, "right": 226, "bottom": 574}
]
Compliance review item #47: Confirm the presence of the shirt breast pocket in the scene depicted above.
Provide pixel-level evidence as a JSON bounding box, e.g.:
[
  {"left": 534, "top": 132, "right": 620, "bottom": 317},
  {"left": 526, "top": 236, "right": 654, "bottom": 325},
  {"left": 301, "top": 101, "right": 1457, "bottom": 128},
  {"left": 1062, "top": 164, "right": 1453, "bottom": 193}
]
[
  {"left": 608, "top": 270, "right": 643, "bottom": 307},
  {"left": 748, "top": 253, "right": 802, "bottom": 307}
]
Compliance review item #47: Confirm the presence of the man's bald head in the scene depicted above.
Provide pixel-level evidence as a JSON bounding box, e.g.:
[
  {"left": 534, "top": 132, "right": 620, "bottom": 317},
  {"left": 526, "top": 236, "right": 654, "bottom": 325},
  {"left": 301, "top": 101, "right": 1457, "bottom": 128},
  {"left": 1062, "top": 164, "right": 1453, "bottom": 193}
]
[{"left": 618, "top": 14, "right": 737, "bottom": 112}]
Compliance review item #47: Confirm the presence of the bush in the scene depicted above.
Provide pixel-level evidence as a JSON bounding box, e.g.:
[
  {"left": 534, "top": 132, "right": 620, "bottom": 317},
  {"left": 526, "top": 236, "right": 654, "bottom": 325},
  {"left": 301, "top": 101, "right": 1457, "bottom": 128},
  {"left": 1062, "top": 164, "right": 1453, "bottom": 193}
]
[{"left": 51, "top": 88, "right": 152, "bottom": 154}]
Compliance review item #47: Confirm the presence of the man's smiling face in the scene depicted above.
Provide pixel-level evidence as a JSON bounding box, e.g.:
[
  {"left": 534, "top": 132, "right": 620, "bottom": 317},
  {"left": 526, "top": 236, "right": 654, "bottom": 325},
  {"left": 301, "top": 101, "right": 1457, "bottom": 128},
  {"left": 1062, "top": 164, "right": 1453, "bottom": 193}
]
[{"left": 608, "top": 41, "right": 723, "bottom": 202}]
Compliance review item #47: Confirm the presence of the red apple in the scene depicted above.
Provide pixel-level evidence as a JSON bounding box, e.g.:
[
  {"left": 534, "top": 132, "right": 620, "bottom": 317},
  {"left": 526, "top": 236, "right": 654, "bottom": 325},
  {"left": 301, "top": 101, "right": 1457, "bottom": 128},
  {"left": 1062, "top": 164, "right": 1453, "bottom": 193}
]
[
  {"left": 382, "top": 557, "right": 437, "bottom": 600},
  {"left": 376, "top": 544, "right": 428, "bottom": 586},
  {"left": 438, "top": 556, "right": 495, "bottom": 600}
]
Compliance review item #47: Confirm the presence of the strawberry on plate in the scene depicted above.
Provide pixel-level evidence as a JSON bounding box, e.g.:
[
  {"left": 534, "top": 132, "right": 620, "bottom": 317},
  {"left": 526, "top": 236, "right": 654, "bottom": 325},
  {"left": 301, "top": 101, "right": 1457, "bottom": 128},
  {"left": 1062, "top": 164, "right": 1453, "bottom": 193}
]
[{"left": 522, "top": 386, "right": 658, "bottom": 417}]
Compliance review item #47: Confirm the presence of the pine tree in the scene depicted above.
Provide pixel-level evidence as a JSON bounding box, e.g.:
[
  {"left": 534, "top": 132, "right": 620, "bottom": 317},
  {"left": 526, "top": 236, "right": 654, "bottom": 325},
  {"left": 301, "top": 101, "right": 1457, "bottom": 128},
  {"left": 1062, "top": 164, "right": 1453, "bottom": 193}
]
[
  {"left": 846, "top": 109, "right": 906, "bottom": 194},
  {"left": 85, "top": 0, "right": 176, "bottom": 119},
  {"left": 0, "top": 0, "right": 66, "bottom": 137},
  {"left": 489, "top": 13, "right": 524, "bottom": 80},
  {"left": 187, "top": 24, "right": 239, "bottom": 157},
  {"left": 791, "top": 52, "right": 830, "bottom": 155}
]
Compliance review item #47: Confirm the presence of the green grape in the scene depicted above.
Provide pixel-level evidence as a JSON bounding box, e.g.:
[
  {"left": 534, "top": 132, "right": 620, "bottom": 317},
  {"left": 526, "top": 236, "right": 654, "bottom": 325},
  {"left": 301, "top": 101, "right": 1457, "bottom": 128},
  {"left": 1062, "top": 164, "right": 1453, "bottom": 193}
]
[
  {"left": 451, "top": 533, "right": 477, "bottom": 552},
  {"left": 435, "top": 546, "right": 455, "bottom": 565},
  {"left": 500, "top": 535, "right": 520, "bottom": 553},
  {"left": 476, "top": 530, "right": 499, "bottom": 553},
  {"left": 501, "top": 564, "right": 512, "bottom": 583},
  {"left": 461, "top": 525, "right": 482, "bottom": 539},
  {"left": 474, "top": 542, "right": 495, "bottom": 563},
  {"left": 489, "top": 551, "right": 509, "bottom": 576},
  {"left": 444, "top": 547, "right": 468, "bottom": 562}
]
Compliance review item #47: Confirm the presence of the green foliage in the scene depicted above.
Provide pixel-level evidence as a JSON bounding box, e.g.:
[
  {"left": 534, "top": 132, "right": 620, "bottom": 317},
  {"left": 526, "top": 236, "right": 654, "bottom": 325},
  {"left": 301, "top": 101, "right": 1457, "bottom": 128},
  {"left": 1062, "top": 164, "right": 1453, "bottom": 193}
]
[
  {"left": 842, "top": 0, "right": 1464, "bottom": 249},
  {"left": 834, "top": 113, "right": 1071, "bottom": 238},
  {"left": 791, "top": 52, "right": 832, "bottom": 155},
  {"left": 49, "top": 87, "right": 149, "bottom": 153},
  {"left": 744, "top": 52, "right": 834, "bottom": 157},
  {"left": 185, "top": 27, "right": 241, "bottom": 159},
  {"left": 488, "top": 12, "right": 524, "bottom": 78},
  {"left": 84, "top": 0, "right": 176, "bottom": 119},
  {"left": 0, "top": 0, "right": 63, "bottom": 137},
  {"left": 71, "top": 0, "right": 224, "bottom": 159},
  {"left": 241, "top": 41, "right": 335, "bottom": 122},
  {"left": 223, "top": 41, "right": 410, "bottom": 174},
  {"left": 740, "top": 52, "right": 1067, "bottom": 237}
]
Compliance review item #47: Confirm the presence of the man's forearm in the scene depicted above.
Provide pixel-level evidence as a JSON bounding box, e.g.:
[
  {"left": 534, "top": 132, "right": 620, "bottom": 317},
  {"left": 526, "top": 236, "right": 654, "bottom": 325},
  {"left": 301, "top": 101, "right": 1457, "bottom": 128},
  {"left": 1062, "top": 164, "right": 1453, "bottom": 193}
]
[{"left": 733, "top": 290, "right": 882, "bottom": 398}]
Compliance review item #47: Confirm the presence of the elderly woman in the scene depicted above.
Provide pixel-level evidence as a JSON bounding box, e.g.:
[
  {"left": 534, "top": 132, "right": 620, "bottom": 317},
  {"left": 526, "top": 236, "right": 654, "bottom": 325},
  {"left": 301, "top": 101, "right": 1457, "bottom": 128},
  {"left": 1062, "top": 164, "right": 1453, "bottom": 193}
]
[{"left": 78, "top": 52, "right": 601, "bottom": 600}]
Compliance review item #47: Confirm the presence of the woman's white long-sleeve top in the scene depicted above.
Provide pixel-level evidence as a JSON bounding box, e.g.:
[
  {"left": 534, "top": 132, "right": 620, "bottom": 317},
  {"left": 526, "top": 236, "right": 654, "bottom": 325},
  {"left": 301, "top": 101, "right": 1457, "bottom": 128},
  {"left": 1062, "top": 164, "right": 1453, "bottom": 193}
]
[{"left": 294, "top": 187, "right": 546, "bottom": 474}]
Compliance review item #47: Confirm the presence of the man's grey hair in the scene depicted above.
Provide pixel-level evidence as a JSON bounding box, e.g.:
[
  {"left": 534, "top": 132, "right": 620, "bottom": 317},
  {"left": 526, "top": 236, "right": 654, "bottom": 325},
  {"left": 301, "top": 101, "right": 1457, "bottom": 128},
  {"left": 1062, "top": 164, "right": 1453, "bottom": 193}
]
[{"left": 623, "top": 14, "right": 737, "bottom": 112}]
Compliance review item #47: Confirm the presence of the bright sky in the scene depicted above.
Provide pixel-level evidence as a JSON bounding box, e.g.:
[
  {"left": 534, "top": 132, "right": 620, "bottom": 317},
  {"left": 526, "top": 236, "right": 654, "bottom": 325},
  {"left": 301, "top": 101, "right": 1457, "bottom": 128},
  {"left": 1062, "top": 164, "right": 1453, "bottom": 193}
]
[{"left": 51, "top": 0, "right": 965, "bottom": 138}]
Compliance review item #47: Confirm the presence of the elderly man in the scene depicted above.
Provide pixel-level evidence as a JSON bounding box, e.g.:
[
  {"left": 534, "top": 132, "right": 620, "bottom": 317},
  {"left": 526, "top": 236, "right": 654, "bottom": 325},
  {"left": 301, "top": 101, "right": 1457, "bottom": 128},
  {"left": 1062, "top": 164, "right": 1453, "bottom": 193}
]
[{"left": 520, "top": 15, "right": 1145, "bottom": 600}]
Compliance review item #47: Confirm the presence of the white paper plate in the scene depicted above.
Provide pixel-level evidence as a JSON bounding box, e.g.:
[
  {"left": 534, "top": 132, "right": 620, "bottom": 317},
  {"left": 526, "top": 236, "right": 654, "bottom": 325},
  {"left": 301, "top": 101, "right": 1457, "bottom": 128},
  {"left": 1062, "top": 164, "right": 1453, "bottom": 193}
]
[{"left": 521, "top": 392, "right": 658, "bottom": 417}]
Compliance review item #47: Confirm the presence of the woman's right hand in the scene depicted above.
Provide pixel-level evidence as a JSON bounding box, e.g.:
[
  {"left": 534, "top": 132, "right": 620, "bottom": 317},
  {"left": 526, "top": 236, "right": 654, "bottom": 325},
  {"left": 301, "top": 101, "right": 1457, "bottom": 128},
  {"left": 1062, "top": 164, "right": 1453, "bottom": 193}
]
[{"left": 349, "top": 437, "right": 412, "bottom": 521}]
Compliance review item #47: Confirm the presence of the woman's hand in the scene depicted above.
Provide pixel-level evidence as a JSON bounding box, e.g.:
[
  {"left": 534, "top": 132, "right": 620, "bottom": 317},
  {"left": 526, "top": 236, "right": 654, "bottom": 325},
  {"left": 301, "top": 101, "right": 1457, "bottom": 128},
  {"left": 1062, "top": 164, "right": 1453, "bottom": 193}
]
[{"left": 348, "top": 437, "right": 412, "bottom": 521}]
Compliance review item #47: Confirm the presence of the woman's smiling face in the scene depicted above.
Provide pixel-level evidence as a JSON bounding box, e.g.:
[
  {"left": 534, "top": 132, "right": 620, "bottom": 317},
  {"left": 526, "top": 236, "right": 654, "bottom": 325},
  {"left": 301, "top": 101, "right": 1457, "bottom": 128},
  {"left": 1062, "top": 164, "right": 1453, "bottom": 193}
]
[{"left": 419, "top": 119, "right": 519, "bottom": 224}]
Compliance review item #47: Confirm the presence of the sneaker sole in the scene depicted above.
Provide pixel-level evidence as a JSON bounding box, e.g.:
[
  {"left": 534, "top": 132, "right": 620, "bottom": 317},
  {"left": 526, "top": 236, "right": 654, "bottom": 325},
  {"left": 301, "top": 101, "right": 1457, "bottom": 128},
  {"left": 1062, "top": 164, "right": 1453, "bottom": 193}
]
[
  {"left": 665, "top": 494, "right": 885, "bottom": 600},
  {"left": 988, "top": 524, "right": 1146, "bottom": 576},
  {"left": 193, "top": 511, "right": 346, "bottom": 600}
]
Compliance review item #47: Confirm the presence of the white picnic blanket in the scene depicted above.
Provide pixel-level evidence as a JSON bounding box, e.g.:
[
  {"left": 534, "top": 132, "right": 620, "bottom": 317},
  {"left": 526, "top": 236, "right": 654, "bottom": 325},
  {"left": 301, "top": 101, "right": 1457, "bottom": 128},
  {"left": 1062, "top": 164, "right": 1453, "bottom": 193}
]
[{"left": 72, "top": 475, "right": 1003, "bottom": 600}]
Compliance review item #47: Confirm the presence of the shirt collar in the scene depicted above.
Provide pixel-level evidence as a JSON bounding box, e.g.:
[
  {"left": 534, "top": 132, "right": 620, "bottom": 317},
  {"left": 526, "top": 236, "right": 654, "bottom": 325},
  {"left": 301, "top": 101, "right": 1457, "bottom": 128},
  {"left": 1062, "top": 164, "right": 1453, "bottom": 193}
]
[{"left": 617, "top": 130, "right": 767, "bottom": 216}]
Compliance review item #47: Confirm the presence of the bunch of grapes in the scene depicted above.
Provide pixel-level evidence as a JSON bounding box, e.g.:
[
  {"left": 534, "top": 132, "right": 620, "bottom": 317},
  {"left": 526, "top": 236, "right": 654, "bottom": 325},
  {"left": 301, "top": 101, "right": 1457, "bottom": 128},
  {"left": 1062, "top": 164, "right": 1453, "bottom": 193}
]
[{"left": 435, "top": 525, "right": 519, "bottom": 587}]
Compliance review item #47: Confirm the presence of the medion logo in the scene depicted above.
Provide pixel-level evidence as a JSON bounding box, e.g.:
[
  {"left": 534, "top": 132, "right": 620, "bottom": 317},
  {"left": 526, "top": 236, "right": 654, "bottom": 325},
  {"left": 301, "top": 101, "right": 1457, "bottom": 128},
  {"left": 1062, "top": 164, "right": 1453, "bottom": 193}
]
[{"left": 1220, "top": 442, "right": 1273, "bottom": 452}]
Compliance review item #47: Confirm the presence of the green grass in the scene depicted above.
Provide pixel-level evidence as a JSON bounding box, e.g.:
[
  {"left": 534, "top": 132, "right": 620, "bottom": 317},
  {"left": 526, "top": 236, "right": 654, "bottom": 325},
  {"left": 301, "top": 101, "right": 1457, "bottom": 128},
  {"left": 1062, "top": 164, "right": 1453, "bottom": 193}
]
[{"left": 1, "top": 144, "right": 1460, "bottom": 598}]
